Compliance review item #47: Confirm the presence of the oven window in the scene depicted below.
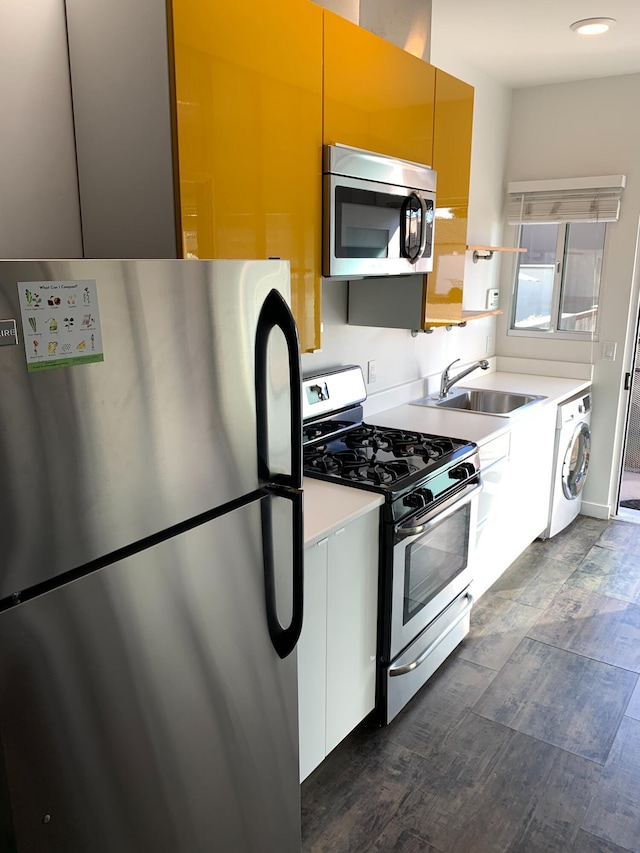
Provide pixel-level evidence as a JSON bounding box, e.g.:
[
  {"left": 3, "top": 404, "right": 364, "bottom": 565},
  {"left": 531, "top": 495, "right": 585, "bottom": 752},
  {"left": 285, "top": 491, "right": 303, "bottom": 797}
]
[
  {"left": 335, "top": 187, "right": 403, "bottom": 259},
  {"left": 403, "top": 503, "right": 470, "bottom": 624}
]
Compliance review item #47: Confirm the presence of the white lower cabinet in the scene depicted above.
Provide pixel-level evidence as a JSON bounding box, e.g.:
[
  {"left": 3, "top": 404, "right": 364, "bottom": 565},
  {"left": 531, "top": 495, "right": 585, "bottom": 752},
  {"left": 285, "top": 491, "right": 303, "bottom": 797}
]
[
  {"left": 298, "top": 510, "right": 379, "bottom": 782},
  {"left": 473, "top": 404, "right": 557, "bottom": 599},
  {"left": 297, "top": 535, "right": 328, "bottom": 781}
]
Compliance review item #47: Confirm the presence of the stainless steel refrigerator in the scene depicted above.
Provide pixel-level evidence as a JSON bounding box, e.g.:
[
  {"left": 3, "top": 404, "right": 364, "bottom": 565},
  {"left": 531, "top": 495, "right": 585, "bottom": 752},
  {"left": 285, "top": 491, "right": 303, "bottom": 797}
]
[{"left": 0, "top": 259, "right": 303, "bottom": 852}]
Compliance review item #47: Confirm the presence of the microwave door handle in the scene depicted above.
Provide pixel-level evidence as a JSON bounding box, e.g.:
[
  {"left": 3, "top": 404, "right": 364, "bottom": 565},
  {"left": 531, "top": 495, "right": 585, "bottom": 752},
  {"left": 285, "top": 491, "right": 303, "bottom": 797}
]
[
  {"left": 399, "top": 195, "right": 415, "bottom": 261},
  {"left": 400, "top": 193, "right": 427, "bottom": 262},
  {"left": 254, "top": 288, "right": 303, "bottom": 489},
  {"left": 416, "top": 193, "right": 429, "bottom": 260}
]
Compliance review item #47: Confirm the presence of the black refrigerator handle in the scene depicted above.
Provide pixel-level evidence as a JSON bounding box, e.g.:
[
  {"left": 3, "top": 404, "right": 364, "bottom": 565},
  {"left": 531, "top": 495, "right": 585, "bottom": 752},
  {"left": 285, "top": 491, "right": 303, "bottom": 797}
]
[
  {"left": 261, "top": 487, "right": 304, "bottom": 659},
  {"left": 255, "top": 288, "right": 303, "bottom": 488}
]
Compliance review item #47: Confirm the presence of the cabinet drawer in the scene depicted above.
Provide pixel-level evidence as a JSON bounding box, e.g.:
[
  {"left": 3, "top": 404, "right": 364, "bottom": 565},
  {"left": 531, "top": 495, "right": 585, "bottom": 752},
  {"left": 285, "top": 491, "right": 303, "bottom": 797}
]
[
  {"left": 479, "top": 432, "right": 511, "bottom": 467},
  {"left": 477, "top": 455, "right": 509, "bottom": 532}
]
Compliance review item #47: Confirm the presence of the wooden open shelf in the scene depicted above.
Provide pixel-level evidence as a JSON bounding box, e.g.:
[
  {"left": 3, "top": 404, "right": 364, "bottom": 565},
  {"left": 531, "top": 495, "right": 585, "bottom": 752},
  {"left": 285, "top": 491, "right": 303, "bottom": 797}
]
[
  {"left": 422, "top": 308, "right": 503, "bottom": 328},
  {"left": 467, "top": 245, "right": 527, "bottom": 263},
  {"left": 461, "top": 308, "right": 503, "bottom": 321},
  {"left": 466, "top": 245, "right": 527, "bottom": 253}
]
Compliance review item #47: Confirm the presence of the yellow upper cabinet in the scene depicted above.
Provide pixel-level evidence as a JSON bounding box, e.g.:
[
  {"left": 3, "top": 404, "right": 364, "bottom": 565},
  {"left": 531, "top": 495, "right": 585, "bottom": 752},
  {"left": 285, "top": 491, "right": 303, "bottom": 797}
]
[
  {"left": 431, "top": 69, "right": 474, "bottom": 208},
  {"left": 423, "top": 69, "right": 474, "bottom": 325},
  {"left": 323, "top": 11, "right": 435, "bottom": 166},
  {"left": 170, "top": 0, "right": 323, "bottom": 352}
]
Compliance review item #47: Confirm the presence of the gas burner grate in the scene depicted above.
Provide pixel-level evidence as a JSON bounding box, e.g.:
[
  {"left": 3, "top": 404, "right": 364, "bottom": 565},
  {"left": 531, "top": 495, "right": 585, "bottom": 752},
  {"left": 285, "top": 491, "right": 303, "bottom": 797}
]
[
  {"left": 342, "top": 457, "right": 416, "bottom": 486},
  {"left": 345, "top": 425, "right": 458, "bottom": 462},
  {"left": 302, "top": 417, "right": 475, "bottom": 494},
  {"left": 304, "top": 444, "right": 419, "bottom": 486},
  {"left": 413, "top": 435, "right": 458, "bottom": 461},
  {"left": 344, "top": 426, "right": 393, "bottom": 452},
  {"left": 304, "top": 447, "right": 345, "bottom": 475},
  {"left": 303, "top": 419, "right": 356, "bottom": 444}
]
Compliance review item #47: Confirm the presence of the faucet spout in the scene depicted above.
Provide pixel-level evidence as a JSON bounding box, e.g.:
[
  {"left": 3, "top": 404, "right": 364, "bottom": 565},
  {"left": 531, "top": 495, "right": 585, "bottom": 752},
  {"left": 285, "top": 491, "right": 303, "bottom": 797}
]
[{"left": 438, "top": 358, "right": 490, "bottom": 399}]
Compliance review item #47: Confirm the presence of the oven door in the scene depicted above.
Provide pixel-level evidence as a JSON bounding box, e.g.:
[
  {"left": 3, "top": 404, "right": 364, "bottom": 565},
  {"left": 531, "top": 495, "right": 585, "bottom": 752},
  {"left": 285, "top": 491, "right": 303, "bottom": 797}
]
[
  {"left": 389, "top": 482, "right": 479, "bottom": 662},
  {"left": 323, "top": 173, "right": 435, "bottom": 278}
]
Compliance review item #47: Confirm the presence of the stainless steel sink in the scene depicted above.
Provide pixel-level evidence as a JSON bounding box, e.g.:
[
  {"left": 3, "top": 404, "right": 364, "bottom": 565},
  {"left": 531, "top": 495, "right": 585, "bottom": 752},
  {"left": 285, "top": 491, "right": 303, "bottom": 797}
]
[{"left": 412, "top": 387, "right": 547, "bottom": 417}]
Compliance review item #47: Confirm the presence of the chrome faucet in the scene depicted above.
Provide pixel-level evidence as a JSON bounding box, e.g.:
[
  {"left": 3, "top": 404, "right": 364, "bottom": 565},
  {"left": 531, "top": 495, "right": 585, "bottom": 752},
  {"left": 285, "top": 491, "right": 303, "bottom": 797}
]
[{"left": 438, "top": 358, "right": 490, "bottom": 399}]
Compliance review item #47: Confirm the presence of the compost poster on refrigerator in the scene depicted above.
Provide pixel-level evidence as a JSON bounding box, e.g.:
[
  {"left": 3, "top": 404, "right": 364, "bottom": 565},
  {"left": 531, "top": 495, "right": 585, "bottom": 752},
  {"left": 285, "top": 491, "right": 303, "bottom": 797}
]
[{"left": 17, "top": 279, "right": 104, "bottom": 372}]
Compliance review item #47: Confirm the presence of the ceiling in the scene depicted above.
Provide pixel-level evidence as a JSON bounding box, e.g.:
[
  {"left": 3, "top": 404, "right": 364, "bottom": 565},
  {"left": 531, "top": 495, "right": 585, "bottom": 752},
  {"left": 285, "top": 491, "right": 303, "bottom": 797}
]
[{"left": 431, "top": 0, "right": 640, "bottom": 88}]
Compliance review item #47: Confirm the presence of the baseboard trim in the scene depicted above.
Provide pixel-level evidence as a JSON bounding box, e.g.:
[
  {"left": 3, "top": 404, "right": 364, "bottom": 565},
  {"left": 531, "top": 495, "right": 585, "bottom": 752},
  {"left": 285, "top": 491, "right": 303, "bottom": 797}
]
[{"left": 580, "top": 501, "right": 610, "bottom": 520}]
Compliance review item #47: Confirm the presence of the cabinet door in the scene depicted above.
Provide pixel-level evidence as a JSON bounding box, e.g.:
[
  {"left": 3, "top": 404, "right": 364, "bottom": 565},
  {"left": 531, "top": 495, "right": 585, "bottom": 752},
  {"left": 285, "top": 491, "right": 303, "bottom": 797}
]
[
  {"left": 432, "top": 70, "right": 474, "bottom": 207},
  {"left": 171, "top": 0, "right": 323, "bottom": 352},
  {"left": 325, "top": 513, "right": 379, "bottom": 754},
  {"left": 423, "top": 70, "right": 474, "bottom": 326},
  {"left": 323, "top": 11, "right": 435, "bottom": 165},
  {"left": 507, "top": 405, "right": 556, "bottom": 545},
  {"left": 473, "top": 455, "right": 511, "bottom": 599},
  {"left": 298, "top": 537, "right": 328, "bottom": 782},
  {"left": 473, "top": 408, "right": 556, "bottom": 598}
]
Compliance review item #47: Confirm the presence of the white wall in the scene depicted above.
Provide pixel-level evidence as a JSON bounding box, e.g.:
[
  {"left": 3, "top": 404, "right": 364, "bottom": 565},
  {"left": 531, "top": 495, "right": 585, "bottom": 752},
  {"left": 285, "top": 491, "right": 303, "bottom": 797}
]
[
  {"left": 304, "top": 0, "right": 512, "bottom": 407},
  {"left": 360, "top": 0, "right": 431, "bottom": 61},
  {"left": 0, "top": 0, "right": 82, "bottom": 257},
  {"left": 312, "top": 0, "right": 359, "bottom": 24},
  {"left": 303, "top": 279, "right": 494, "bottom": 396},
  {"left": 313, "top": 0, "right": 432, "bottom": 58},
  {"left": 499, "top": 74, "right": 640, "bottom": 517}
]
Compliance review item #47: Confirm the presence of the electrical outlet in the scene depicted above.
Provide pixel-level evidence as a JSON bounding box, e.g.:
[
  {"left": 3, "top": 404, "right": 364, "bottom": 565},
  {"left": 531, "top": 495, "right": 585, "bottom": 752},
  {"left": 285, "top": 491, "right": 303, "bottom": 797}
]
[
  {"left": 367, "top": 359, "right": 377, "bottom": 384},
  {"left": 486, "top": 335, "right": 494, "bottom": 356}
]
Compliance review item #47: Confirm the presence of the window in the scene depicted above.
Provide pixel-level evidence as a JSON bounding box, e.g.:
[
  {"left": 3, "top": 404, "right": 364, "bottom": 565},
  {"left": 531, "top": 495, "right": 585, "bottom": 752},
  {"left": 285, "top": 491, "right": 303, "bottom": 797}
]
[
  {"left": 511, "top": 221, "right": 605, "bottom": 336},
  {"left": 507, "top": 175, "right": 625, "bottom": 340}
]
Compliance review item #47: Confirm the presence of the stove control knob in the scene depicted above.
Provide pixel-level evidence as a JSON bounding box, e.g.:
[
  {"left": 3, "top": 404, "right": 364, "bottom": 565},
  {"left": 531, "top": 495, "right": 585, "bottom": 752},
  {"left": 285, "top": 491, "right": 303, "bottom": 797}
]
[
  {"left": 449, "top": 463, "right": 475, "bottom": 481},
  {"left": 403, "top": 493, "right": 425, "bottom": 509}
]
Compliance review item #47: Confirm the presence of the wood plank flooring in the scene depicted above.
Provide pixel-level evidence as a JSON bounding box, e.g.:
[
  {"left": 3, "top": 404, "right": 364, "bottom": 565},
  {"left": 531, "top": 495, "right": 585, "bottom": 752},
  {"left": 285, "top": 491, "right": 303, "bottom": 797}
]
[{"left": 301, "top": 516, "right": 640, "bottom": 853}]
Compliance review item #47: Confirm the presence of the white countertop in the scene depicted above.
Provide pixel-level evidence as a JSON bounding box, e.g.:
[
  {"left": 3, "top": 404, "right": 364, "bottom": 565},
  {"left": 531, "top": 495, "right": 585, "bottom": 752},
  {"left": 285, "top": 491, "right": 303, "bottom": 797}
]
[
  {"left": 369, "top": 404, "right": 510, "bottom": 446},
  {"left": 459, "top": 371, "right": 590, "bottom": 402},
  {"left": 302, "top": 372, "right": 590, "bottom": 541},
  {"left": 303, "top": 477, "right": 384, "bottom": 545},
  {"left": 369, "top": 372, "right": 590, "bottom": 447}
]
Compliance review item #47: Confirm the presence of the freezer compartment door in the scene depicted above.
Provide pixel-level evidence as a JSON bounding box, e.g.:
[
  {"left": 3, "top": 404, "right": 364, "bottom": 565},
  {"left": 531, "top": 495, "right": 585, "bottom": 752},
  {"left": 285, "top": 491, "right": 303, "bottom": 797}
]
[
  {"left": 0, "top": 259, "right": 297, "bottom": 598},
  {"left": 0, "top": 497, "right": 300, "bottom": 853}
]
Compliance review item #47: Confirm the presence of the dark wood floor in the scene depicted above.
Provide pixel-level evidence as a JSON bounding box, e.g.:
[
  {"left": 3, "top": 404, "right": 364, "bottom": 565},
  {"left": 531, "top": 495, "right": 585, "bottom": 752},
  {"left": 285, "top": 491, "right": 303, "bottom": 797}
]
[{"left": 301, "top": 515, "right": 640, "bottom": 853}]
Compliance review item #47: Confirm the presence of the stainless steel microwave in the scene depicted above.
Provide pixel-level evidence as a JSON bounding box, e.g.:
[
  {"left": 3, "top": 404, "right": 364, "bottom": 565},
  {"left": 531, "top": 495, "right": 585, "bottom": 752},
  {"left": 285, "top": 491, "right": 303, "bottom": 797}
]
[{"left": 323, "top": 143, "right": 436, "bottom": 279}]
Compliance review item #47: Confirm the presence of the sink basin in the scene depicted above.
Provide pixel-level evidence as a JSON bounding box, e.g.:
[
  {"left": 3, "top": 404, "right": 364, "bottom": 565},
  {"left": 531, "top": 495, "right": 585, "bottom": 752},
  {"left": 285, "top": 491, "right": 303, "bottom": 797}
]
[{"left": 412, "top": 387, "right": 547, "bottom": 417}]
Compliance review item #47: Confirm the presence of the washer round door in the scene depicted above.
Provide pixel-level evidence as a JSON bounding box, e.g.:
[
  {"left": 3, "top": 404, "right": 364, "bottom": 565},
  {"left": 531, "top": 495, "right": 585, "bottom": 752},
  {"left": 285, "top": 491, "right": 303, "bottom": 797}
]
[{"left": 562, "top": 421, "right": 591, "bottom": 499}]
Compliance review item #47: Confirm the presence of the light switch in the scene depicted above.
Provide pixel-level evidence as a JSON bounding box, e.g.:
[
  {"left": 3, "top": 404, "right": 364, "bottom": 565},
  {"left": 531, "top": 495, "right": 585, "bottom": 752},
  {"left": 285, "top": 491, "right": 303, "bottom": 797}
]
[{"left": 603, "top": 341, "right": 617, "bottom": 361}]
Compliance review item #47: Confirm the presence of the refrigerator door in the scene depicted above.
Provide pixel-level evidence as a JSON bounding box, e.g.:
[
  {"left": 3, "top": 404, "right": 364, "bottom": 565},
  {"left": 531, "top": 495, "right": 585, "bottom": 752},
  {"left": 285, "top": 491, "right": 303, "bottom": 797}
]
[
  {"left": 0, "top": 259, "right": 298, "bottom": 599},
  {"left": 0, "top": 497, "right": 300, "bottom": 853}
]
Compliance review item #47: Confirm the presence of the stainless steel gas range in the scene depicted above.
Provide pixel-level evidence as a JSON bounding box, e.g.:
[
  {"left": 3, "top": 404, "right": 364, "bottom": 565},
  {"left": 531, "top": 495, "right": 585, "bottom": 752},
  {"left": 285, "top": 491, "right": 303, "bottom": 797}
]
[{"left": 302, "top": 365, "right": 481, "bottom": 724}]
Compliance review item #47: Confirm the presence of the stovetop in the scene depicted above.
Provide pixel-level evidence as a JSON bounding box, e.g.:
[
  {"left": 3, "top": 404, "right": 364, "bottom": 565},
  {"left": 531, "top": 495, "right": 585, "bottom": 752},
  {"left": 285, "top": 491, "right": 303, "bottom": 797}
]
[{"left": 303, "top": 421, "right": 477, "bottom": 498}]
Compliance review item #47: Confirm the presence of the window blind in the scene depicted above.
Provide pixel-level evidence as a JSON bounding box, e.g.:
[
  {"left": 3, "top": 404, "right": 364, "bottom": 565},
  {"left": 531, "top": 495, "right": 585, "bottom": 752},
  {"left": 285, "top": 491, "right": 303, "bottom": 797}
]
[{"left": 507, "top": 175, "right": 626, "bottom": 224}]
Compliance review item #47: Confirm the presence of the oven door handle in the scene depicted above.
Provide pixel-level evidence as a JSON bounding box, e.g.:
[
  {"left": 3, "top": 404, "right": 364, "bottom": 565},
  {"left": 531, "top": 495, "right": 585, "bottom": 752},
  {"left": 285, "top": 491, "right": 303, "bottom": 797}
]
[
  {"left": 396, "top": 482, "right": 481, "bottom": 539},
  {"left": 389, "top": 592, "right": 474, "bottom": 676}
]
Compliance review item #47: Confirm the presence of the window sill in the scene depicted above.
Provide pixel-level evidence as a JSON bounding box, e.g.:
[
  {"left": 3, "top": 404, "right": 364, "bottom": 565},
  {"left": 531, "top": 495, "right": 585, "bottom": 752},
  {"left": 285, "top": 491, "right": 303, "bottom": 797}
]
[{"left": 507, "top": 327, "right": 598, "bottom": 343}]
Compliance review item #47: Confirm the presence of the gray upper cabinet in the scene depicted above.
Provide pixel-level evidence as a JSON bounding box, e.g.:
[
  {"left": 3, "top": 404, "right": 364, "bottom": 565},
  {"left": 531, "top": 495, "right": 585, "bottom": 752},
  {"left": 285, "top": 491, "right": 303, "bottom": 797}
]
[{"left": 0, "top": 0, "right": 82, "bottom": 259}]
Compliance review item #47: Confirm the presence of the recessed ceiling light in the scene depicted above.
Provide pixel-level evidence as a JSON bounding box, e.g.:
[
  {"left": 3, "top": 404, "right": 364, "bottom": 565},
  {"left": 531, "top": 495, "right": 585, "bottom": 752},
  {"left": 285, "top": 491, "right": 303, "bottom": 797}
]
[{"left": 570, "top": 17, "right": 616, "bottom": 35}]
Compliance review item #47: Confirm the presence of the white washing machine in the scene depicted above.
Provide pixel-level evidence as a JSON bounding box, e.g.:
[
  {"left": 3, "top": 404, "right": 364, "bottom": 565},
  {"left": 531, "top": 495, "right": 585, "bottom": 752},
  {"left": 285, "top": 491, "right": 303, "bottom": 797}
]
[{"left": 542, "top": 389, "right": 592, "bottom": 539}]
